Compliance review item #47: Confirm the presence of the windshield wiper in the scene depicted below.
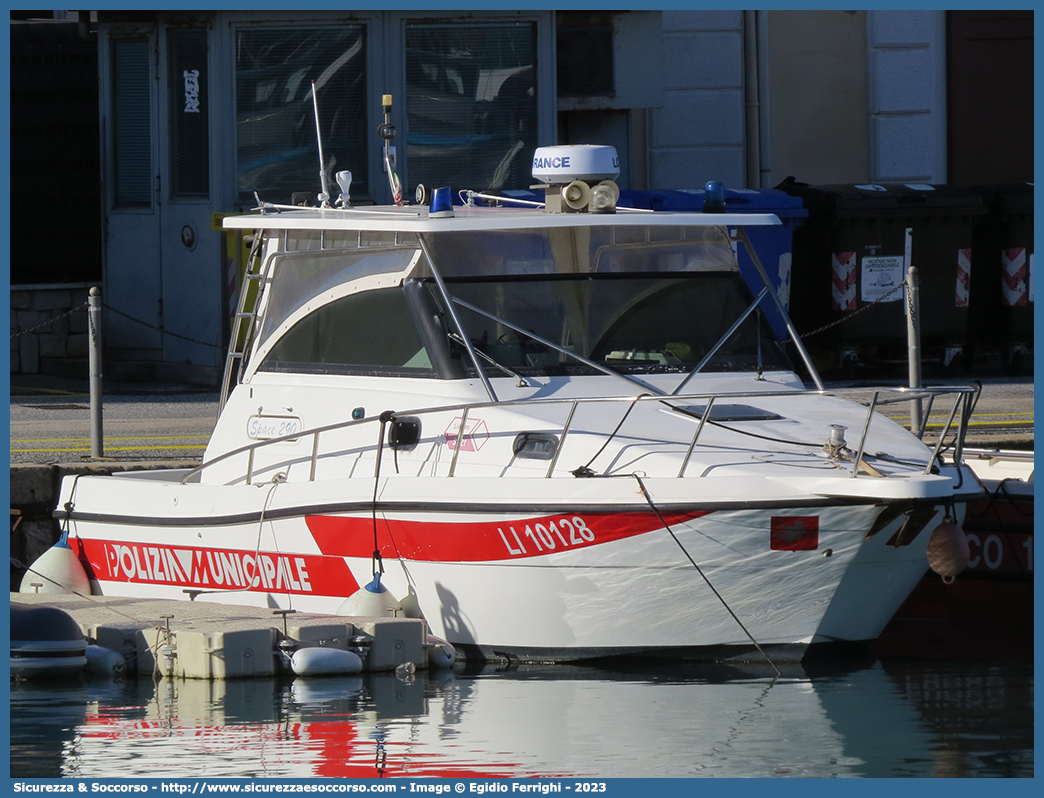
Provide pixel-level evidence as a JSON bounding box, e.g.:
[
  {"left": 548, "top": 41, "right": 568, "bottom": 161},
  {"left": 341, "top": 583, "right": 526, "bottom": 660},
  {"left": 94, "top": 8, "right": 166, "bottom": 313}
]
[
  {"left": 447, "top": 332, "right": 531, "bottom": 387},
  {"left": 450, "top": 296, "right": 666, "bottom": 396}
]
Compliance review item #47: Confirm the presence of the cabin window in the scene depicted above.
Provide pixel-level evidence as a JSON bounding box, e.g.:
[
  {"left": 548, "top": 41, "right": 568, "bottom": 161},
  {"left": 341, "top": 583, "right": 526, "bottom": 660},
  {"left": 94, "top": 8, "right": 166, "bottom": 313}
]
[
  {"left": 259, "top": 286, "right": 436, "bottom": 376},
  {"left": 234, "top": 26, "right": 368, "bottom": 204},
  {"left": 256, "top": 246, "right": 422, "bottom": 347},
  {"left": 404, "top": 22, "right": 537, "bottom": 192}
]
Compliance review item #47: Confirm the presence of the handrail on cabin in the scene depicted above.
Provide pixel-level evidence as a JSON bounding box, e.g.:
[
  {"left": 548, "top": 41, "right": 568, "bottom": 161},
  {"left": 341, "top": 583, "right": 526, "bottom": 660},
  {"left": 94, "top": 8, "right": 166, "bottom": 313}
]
[{"left": 181, "top": 384, "right": 979, "bottom": 487}]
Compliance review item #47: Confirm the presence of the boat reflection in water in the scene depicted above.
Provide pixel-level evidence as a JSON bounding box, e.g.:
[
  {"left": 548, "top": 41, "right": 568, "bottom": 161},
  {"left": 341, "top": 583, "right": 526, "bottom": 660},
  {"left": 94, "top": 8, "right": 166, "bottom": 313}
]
[{"left": 10, "top": 660, "right": 1032, "bottom": 779}]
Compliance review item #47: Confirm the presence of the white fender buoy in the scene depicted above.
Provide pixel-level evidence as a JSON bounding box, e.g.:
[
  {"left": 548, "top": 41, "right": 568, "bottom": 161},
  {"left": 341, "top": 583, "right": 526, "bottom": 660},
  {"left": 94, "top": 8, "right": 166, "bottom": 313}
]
[
  {"left": 398, "top": 586, "right": 425, "bottom": 620},
  {"left": 292, "top": 677, "right": 364, "bottom": 704},
  {"left": 336, "top": 573, "right": 402, "bottom": 617},
  {"left": 927, "top": 517, "right": 970, "bottom": 584},
  {"left": 291, "top": 646, "right": 363, "bottom": 677},
  {"left": 425, "top": 635, "right": 456, "bottom": 669},
  {"left": 10, "top": 604, "right": 87, "bottom": 680},
  {"left": 19, "top": 532, "right": 91, "bottom": 595},
  {"left": 84, "top": 644, "right": 127, "bottom": 678}
]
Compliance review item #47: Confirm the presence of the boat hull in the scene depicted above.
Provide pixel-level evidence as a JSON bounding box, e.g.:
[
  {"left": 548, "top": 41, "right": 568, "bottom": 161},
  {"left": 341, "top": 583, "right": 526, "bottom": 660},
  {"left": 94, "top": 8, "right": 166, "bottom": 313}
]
[{"left": 56, "top": 471, "right": 945, "bottom": 662}]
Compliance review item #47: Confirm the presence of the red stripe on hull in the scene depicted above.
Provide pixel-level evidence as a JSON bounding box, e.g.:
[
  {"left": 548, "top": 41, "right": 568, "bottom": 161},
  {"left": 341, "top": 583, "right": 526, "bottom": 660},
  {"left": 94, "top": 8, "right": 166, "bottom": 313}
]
[
  {"left": 71, "top": 537, "right": 359, "bottom": 597},
  {"left": 306, "top": 510, "right": 710, "bottom": 563}
]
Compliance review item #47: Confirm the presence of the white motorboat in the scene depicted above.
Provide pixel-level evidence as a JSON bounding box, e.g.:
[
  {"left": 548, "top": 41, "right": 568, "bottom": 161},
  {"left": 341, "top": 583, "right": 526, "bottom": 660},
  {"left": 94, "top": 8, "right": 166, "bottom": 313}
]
[{"left": 31, "top": 142, "right": 984, "bottom": 664}]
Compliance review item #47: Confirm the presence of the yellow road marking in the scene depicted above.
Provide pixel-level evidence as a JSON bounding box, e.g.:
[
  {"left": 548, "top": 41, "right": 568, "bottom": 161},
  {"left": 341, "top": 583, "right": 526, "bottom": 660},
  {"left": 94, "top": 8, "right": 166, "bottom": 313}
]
[
  {"left": 13, "top": 436, "right": 211, "bottom": 444},
  {"left": 10, "top": 387, "right": 87, "bottom": 397},
  {"left": 13, "top": 444, "right": 207, "bottom": 453},
  {"left": 887, "top": 419, "right": 1034, "bottom": 427}
]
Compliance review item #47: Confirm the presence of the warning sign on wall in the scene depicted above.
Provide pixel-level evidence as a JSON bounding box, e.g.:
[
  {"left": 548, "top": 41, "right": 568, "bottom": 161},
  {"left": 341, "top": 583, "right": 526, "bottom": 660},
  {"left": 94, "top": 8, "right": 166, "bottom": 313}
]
[{"left": 861, "top": 256, "right": 904, "bottom": 303}]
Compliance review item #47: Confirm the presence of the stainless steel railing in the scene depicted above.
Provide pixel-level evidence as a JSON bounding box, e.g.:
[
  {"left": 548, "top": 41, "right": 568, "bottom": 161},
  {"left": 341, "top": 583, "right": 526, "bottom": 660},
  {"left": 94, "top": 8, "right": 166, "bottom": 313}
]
[{"left": 180, "top": 384, "right": 980, "bottom": 486}]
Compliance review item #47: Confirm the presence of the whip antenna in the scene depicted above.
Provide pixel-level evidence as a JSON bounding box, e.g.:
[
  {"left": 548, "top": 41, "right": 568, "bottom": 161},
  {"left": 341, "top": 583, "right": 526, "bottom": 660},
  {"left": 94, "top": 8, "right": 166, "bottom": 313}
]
[
  {"left": 379, "top": 94, "right": 403, "bottom": 206},
  {"left": 311, "top": 81, "right": 331, "bottom": 207}
]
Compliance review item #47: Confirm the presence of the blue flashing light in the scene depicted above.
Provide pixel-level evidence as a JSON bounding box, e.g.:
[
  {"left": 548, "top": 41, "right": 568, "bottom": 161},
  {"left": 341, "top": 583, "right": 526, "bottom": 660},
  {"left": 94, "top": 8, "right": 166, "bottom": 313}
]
[
  {"left": 703, "top": 181, "right": 726, "bottom": 213},
  {"left": 429, "top": 186, "right": 454, "bottom": 218}
]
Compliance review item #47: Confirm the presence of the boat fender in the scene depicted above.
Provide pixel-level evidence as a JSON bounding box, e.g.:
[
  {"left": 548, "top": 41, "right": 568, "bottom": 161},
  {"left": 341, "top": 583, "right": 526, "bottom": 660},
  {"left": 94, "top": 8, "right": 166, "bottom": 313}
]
[
  {"left": 18, "top": 532, "right": 91, "bottom": 595},
  {"left": 926, "top": 517, "right": 970, "bottom": 583},
  {"left": 335, "top": 572, "right": 403, "bottom": 618},
  {"left": 10, "top": 604, "right": 88, "bottom": 680},
  {"left": 291, "top": 677, "right": 364, "bottom": 704},
  {"left": 84, "top": 644, "right": 127, "bottom": 678},
  {"left": 425, "top": 635, "right": 456, "bottom": 669},
  {"left": 291, "top": 646, "right": 364, "bottom": 677},
  {"left": 398, "top": 586, "right": 425, "bottom": 620}
]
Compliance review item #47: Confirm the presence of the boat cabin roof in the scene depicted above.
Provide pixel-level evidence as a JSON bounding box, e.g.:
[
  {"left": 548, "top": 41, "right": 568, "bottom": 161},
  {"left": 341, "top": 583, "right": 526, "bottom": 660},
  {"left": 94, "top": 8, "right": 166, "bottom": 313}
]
[{"left": 222, "top": 204, "right": 783, "bottom": 233}]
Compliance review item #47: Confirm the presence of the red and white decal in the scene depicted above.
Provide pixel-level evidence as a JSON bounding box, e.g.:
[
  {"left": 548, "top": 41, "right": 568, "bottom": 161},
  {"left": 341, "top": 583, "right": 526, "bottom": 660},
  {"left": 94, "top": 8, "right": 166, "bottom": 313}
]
[
  {"left": 444, "top": 416, "right": 490, "bottom": 452},
  {"left": 955, "top": 249, "right": 971, "bottom": 307},
  {"left": 770, "top": 516, "right": 819, "bottom": 551},
  {"left": 71, "top": 538, "right": 358, "bottom": 596},
  {"left": 831, "top": 252, "right": 857, "bottom": 310},
  {"left": 1002, "top": 248, "right": 1028, "bottom": 306},
  {"left": 306, "top": 511, "right": 710, "bottom": 563}
]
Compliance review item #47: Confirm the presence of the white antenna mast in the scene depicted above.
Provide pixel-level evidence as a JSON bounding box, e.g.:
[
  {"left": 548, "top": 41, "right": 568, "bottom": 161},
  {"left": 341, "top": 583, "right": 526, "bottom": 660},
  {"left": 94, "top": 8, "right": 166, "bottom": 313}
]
[{"left": 311, "top": 81, "right": 331, "bottom": 207}]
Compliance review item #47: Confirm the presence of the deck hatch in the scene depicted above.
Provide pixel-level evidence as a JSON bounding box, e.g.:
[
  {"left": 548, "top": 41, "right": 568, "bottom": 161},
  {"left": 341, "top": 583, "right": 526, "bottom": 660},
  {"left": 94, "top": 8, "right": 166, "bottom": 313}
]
[
  {"left": 512, "top": 432, "right": 559, "bottom": 460},
  {"left": 674, "top": 404, "right": 782, "bottom": 422}
]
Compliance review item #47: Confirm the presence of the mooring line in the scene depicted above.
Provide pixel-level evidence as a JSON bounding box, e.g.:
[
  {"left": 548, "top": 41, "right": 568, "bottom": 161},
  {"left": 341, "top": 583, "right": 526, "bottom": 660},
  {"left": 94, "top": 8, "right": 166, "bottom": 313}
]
[{"left": 632, "top": 473, "right": 781, "bottom": 676}]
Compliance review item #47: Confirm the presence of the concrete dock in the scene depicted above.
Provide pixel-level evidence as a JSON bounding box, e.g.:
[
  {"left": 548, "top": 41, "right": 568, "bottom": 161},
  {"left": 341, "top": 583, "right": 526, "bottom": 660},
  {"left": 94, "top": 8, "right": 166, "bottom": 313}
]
[{"left": 12, "top": 591, "right": 434, "bottom": 678}]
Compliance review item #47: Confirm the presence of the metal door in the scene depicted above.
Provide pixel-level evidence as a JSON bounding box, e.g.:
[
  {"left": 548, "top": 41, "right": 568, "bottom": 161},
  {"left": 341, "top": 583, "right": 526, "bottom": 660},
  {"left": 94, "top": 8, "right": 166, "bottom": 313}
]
[
  {"left": 102, "top": 25, "right": 221, "bottom": 373},
  {"left": 946, "top": 11, "right": 1033, "bottom": 184}
]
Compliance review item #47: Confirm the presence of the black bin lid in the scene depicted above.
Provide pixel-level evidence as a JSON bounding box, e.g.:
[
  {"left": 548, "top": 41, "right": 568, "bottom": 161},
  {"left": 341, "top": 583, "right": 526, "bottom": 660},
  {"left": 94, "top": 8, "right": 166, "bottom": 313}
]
[
  {"left": 785, "top": 182, "right": 987, "bottom": 219},
  {"left": 969, "top": 182, "right": 1034, "bottom": 216}
]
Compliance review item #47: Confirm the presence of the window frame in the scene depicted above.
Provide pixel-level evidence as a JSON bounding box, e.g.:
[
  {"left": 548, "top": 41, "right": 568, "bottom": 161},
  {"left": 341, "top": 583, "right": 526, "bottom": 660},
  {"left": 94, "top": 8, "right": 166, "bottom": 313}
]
[
  {"left": 218, "top": 11, "right": 554, "bottom": 210},
  {"left": 104, "top": 30, "right": 157, "bottom": 212},
  {"left": 390, "top": 10, "right": 555, "bottom": 199},
  {"left": 228, "top": 21, "right": 371, "bottom": 205}
]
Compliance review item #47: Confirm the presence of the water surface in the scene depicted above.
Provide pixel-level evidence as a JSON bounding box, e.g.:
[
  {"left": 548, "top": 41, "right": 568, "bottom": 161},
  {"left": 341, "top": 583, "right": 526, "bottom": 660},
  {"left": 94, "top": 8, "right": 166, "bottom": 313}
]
[{"left": 10, "top": 659, "right": 1033, "bottom": 779}]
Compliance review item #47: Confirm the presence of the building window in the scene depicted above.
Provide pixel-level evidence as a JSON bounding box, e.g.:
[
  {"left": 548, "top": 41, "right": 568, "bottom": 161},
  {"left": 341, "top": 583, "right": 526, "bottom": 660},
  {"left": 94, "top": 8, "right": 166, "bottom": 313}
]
[
  {"left": 556, "top": 11, "right": 614, "bottom": 98},
  {"left": 168, "top": 28, "right": 209, "bottom": 198},
  {"left": 110, "top": 38, "right": 152, "bottom": 208},
  {"left": 405, "top": 22, "right": 537, "bottom": 193},
  {"left": 234, "top": 26, "right": 367, "bottom": 203}
]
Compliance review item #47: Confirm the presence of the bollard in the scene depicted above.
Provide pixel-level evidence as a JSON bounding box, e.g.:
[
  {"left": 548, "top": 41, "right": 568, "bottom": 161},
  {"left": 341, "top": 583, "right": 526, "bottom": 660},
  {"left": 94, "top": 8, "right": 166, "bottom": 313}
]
[
  {"left": 906, "top": 264, "right": 923, "bottom": 437},
  {"left": 88, "top": 286, "right": 104, "bottom": 458}
]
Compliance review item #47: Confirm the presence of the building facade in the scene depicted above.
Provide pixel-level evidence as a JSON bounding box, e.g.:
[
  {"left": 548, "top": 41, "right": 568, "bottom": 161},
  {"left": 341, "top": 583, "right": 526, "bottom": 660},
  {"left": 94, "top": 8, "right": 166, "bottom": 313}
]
[{"left": 9, "top": 9, "right": 1032, "bottom": 383}]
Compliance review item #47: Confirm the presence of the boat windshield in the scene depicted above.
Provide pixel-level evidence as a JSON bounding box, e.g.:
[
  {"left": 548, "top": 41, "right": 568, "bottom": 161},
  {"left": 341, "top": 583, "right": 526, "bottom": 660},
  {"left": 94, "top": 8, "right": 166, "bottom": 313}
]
[
  {"left": 425, "top": 225, "right": 790, "bottom": 376},
  {"left": 445, "top": 271, "right": 791, "bottom": 376},
  {"left": 424, "top": 224, "right": 738, "bottom": 279},
  {"left": 251, "top": 224, "right": 791, "bottom": 378}
]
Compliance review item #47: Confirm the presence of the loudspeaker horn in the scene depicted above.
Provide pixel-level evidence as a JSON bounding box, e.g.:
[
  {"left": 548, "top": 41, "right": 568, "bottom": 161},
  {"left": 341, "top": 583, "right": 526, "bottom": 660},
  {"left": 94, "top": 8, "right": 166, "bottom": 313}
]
[{"left": 562, "top": 180, "right": 592, "bottom": 211}]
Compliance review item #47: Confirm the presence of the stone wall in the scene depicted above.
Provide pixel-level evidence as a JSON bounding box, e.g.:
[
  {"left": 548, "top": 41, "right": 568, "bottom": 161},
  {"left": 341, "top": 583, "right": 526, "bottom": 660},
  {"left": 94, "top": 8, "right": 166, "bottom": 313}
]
[{"left": 10, "top": 283, "right": 95, "bottom": 378}]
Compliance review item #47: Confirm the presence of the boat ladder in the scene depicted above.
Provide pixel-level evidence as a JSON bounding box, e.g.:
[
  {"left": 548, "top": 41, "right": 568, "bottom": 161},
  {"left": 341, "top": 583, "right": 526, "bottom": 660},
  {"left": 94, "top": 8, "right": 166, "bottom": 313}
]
[{"left": 219, "top": 234, "right": 271, "bottom": 410}]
